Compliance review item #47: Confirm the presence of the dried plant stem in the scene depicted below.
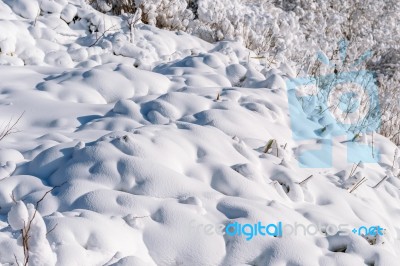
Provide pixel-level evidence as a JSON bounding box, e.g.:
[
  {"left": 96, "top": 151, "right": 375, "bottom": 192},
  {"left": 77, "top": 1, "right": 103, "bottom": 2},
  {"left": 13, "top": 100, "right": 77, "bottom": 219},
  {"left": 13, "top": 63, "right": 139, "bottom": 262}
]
[
  {"left": 349, "top": 177, "right": 367, "bottom": 193},
  {"left": 298, "top": 175, "right": 314, "bottom": 185}
]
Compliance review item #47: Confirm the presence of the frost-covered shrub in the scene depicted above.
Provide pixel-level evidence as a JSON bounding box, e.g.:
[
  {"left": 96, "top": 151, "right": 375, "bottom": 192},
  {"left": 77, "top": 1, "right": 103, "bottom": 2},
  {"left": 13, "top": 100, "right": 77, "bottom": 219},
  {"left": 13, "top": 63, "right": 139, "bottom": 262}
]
[
  {"left": 88, "top": 0, "right": 129, "bottom": 13},
  {"left": 88, "top": 0, "right": 191, "bottom": 29},
  {"left": 87, "top": 0, "right": 400, "bottom": 144},
  {"left": 88, "top": 0, "right": 305, "bottom": 64},
  {"left": 276, "top": 0, "right": 400, "bottom": 144},
  {"left": 368, "top": 50, "right": 400, "bottom": 144}
]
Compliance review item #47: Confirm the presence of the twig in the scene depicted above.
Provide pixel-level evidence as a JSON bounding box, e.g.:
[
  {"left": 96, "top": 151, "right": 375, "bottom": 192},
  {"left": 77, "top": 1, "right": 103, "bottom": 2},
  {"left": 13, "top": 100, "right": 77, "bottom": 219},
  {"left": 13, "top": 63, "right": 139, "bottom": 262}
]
[
  {"left": 21, "top": 182, "right": 67, "bottom": 266},
  {"left": 298, "top": 175, "right": 314, "bottom": 185},
  {"left": 349, "top": 177, "right": 367, "bottom": 193},
  {"left": 371, "top": 131, "right": 374, "bottom": 158},
  {"left": 11, "top": 191, "right": 17, "bottom": 204},
  {"left": 392, "top": 149, "right": 398, "bottom": 171},
  {"left": 390, "top": 131, "right": 400, "bottom": 143},
  {"left": 14, "top": 254, "right": 19, "bottom": 266},
  {"left": 33, "top": 9, "right": 40, "bottom": 27},
  {"left": 348, "top": 161, "right": 361, "bottom": 179},
  {"left": 30, "top": 182, "right": 67, "bottom": 223},
  {"left": 276, "top": 141, "right": 279, "bottom": 157},
  {"left": 89, "top": 25, "right": 118, "bottom": 47},
  {"left": 370, "top": 176, "right": 388, "bottom": 189},
  {"left": 0, "top": 112, "right": 24, "bottom": 142},
  {"left": 263, "top": 139, "right": 275, "bottom": 153},
  {"left": 131, "top": 215, "right": 149, "bottom": 219},
  {"left": 46, "top": 223, "right": 58, "bottom": 236}
]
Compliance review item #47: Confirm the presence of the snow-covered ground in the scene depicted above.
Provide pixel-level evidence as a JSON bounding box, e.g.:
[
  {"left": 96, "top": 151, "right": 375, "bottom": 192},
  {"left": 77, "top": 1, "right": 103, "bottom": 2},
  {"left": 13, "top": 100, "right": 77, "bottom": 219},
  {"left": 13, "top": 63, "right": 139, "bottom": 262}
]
[{"left": 0, "top": 1, "right": 399, "bottom": 265}]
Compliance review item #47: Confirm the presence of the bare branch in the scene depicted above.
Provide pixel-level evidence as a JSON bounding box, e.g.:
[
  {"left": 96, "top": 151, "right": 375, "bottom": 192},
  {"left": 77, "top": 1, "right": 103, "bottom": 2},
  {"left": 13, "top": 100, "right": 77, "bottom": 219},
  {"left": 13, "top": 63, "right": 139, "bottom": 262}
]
[
  {"left": 20, "top": 182, "right": 67, "bottom": 266},
  {"left": 0, "top": 112, "right": 24, "bottom": 142}
]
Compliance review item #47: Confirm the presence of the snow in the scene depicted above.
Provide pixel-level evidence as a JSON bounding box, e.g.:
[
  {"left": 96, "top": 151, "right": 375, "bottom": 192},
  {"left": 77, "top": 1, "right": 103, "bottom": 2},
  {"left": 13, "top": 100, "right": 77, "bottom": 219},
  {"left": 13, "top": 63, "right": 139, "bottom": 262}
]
[
  {"left": 8, "top": 201, "right": 29, "bottom": 230},
  {"left": 26, "top": 203, "right": 58, "bottom": 266},
  {"left": 60, "top": 4, "right": 77, "bottom": 23},
  {"left": 4, "top": 0, "right": 40, "bottom": 20},
  {"left": 0, "top": 0, "right": 399, "bottom": 265}
]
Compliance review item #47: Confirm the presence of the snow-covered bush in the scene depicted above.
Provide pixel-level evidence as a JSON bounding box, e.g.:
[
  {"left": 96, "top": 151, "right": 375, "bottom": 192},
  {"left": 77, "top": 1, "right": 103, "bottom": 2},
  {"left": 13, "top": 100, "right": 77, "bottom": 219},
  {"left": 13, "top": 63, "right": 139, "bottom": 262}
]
[
  {"left": 8, "top": 201, "right": 56, "bottom": 265},
  {"left": 88, "top": 0, "right": 124, "bottom": 13},
  {"left": 87, "top": 0, "right": 305, "bottom": 66},
  {"left": 88, "top": 0, "right": 192, "bottom": 30},
  {"left": 369, "top": 53, "right": 400, "bottom": 145}
]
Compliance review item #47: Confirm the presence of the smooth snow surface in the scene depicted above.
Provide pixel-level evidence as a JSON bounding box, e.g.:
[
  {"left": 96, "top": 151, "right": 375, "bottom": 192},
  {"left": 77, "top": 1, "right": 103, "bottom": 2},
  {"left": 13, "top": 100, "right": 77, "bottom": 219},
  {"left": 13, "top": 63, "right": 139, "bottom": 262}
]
[{"left": 0, "top": 1, "right": 399, "bottom": 265}]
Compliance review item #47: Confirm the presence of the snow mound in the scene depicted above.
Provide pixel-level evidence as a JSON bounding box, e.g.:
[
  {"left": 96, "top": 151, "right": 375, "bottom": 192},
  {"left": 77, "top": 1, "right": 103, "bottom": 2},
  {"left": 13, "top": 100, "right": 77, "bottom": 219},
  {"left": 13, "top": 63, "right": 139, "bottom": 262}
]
[
  {"left": 4, "top": 0, "right": 40, "bottom": 20},
  {"left": 8, "top": 201, "right": 29, "bottom": 230},
  {"left": 0, "top": 0, "right": 399, "bottom": 265},
  {"left": 36, "top": 64, "right": 171, "bottom": 104}
]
